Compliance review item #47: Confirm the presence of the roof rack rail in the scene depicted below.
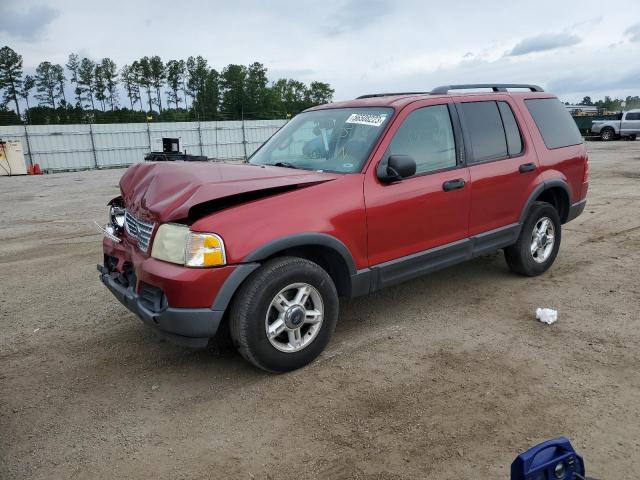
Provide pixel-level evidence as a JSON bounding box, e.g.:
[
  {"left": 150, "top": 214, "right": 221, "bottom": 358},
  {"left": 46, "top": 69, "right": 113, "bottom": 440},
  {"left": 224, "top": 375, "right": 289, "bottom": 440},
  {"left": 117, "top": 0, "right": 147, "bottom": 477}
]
[
  {"left": 356, "top": 92, "right": 429, "bottom": 99},
  {"left": 430, "top": 84, "right": 544, "bottom": 94}
]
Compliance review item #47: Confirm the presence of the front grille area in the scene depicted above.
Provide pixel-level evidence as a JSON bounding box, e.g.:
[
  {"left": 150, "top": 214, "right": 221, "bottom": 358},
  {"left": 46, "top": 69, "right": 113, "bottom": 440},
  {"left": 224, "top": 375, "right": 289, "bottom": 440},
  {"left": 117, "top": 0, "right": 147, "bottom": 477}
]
[{"left": 124, "top": 210, "right": 155, "bottom": 252}]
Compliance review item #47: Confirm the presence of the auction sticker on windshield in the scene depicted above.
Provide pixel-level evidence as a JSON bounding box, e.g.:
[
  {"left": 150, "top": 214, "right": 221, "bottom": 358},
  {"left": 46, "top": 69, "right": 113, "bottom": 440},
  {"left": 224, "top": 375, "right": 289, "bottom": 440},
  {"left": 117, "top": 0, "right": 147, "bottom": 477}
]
[{"left": 345, "top": 113, "right": 387, "bottom": 127}]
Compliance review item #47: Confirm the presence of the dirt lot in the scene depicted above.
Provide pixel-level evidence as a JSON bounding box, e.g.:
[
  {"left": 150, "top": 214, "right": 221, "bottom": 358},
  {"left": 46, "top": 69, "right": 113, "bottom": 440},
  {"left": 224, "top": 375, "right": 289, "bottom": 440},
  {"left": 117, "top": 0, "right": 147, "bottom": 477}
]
[{"left": 1, "top": 141, "right": 639, "bottom": 479}]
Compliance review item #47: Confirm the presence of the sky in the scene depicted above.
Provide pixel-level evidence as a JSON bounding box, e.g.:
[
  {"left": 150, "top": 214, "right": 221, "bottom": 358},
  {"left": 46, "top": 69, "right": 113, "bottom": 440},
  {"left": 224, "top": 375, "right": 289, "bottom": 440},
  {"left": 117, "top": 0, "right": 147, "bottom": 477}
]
[{"left": 2, "top": 0, "right": 640, "bottom": 104}]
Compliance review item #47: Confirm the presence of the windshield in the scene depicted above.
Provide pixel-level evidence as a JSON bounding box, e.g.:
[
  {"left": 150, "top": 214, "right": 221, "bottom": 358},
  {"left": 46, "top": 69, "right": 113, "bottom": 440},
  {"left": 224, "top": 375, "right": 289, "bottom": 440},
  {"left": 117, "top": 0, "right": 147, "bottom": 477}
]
[{"left": 249, "top": 107, "right": 393, "bottom": 173}]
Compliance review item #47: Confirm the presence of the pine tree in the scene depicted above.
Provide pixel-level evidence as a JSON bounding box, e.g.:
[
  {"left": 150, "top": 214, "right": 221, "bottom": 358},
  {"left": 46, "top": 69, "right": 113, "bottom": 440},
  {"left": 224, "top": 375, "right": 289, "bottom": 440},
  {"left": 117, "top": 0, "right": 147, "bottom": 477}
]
[
  {"left": 66, "top": 53, "right": 82, "bottom": 106},
  {"left": 78, "top": 58, "right": 96, "bottom": 110},
  {"left": 149, "top": 56, "right": 165, "bottom": 111},
  {"left": 34, "top": 61, "right": 59, "bottom": 108},
  {"left": 100, "top": 58, "right": 118, "bottom": 110},
  {"left": 165, "top": 59, "right": 185, "bottom": 109},
  {"left": 19, "top": 74, "right": 35, "bottom": 121},
  {"left": 120, "top": 64, "right": 141, "bottom": 111},
  {"left": 0, "top": 46, "right": 23, "bottom": 116}
]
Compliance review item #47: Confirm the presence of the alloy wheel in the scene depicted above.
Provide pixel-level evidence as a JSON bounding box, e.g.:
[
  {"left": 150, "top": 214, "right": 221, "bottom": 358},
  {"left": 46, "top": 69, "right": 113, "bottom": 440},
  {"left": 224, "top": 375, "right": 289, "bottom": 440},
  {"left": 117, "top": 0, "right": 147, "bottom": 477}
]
[{"left": 264, "top": 283, "right": 324, "bottom": 353}]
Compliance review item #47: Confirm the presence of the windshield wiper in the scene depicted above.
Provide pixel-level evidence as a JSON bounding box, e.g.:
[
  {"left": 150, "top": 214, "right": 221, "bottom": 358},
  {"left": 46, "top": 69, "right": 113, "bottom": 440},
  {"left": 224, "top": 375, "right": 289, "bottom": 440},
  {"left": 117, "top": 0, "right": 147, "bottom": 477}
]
[{"left": 270, "top": 161, "right": 301, "bottom": 169}]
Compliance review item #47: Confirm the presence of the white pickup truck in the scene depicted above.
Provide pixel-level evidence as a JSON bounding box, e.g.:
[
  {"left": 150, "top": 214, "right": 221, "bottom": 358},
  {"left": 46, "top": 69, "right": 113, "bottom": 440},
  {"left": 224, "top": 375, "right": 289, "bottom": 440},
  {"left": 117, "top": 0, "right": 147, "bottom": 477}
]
[{"left": 590, "top": 109, "right": 640, "bottom": 141}]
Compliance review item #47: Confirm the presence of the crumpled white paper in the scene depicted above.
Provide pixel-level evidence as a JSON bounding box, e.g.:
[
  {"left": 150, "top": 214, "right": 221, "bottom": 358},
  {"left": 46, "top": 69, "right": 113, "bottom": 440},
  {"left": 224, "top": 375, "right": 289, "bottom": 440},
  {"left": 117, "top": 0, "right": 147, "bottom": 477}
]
[{"left": 536, "top": 308, "right": 558, "bottom": 325}]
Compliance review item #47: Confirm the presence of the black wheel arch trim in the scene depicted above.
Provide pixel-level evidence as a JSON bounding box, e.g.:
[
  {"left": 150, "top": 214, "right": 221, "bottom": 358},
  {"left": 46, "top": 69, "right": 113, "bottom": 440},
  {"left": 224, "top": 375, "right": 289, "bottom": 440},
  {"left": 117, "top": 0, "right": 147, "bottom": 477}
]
[
  {"left": 211, "top": 263, "right": 260, "bottom": 310},
  {"left": 212, "top": 233, "right": 359, "bottom": 311},
  {"left": 519, "top": 180, "right": 572, "bottom": 224},
  {"left": 243, "top": 233, "right": 358, "bottom": 274}
]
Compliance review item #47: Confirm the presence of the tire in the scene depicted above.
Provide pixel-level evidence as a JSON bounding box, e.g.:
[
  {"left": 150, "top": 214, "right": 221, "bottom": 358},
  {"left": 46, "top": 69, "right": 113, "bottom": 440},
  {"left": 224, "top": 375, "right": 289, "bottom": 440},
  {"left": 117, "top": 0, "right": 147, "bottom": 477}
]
[
  {"left": 504, "top": 202, "right": 561, "bottom": 276},
  {"left": 629, "top": 134, "right": 637, "bottom": 141},
  {"left": 229, "top": 256, "right": 339, "bottom": 373},
  {"left": 600, "top": 127, "right": 615, "bottom": 141}
]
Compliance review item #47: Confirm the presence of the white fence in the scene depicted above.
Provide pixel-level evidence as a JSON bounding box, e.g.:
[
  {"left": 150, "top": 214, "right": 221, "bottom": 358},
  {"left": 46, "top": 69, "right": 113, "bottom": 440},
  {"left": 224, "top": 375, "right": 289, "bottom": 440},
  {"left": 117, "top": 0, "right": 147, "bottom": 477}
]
[{"left": 0, "top": 119, "right": 287, "bottom": 172}]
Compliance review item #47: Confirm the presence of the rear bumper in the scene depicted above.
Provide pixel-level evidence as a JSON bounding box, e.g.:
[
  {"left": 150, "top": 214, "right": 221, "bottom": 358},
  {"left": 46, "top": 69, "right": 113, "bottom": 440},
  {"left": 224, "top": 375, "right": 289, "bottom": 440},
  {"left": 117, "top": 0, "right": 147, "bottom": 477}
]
[
  {"left": 99, "top": 265, "right": 224, "bottom": 348},
  {"left": 566, "top": 199, "right": 587, "bottom": 223}
]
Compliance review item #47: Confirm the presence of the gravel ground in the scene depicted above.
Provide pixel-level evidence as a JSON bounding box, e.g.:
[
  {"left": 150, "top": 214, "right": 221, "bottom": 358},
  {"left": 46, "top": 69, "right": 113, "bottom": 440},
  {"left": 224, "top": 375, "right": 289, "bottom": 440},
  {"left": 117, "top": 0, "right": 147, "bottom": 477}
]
[{"left": 1, "top": 141, "right": 639, "bottom": 479}]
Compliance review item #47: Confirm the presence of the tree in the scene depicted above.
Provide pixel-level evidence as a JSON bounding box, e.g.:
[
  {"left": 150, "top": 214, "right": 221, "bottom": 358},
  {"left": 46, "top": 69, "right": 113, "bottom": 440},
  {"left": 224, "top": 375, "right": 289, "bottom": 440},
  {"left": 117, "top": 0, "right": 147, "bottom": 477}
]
[
  {"left": 93, "top": 63, "right": 107, "bottom": 111},
  {"left": 78, "top": 58, "right": 96, "bottom": 110},
  {"left": 186, "top": 56, "right": 210, "bottom": 115},
  {"left": 19, "top": 74, "right": 35, "bottom": 121},
  {"left": 137, "top": 57, "right": 154, "bottom": 112},
  {"left": 581, "top": 96, "right": 593, "bottom": 106},
  {"left": 100, "top": 58, "right": 118, "bottom": 110},
  {"left": 192, "top": 68, "right": 220, "bottom": 119},
  {"left": 595, "top": 96, "right": 622, "bottom": 113},
  {"left": 272, "top": 78, "right": 308, "bottom": 114},
  {"left": 34, "top": 61, "right": 60, "bottom": 108},
  {"left": 625, "top": 96, "right": 640, "bottom": 109},
  {"left": 53, "top": 64, "right": 66, "bottom": 104},
  {"left": 165, "top": 59, "right": 185, "bottom": 109},
  {"left": 307, "top": 81, "right": 334, "bottom": 105},
  {"left": 0, "top": 46, "right": 23, "bottom": 116},
  {"left": 149, "top": 56, "right": 165, "bottom": 111},
  {"left": 220, "top": 64, "right": 247, "bottom": 118},
  {"left": 120, "top": 64, "right": 141, "bottom": 111},
  {"left": 244, "top": 62, "right": 269, "bottom": 118},
  {"left": 66, "top": 53, "right": 82, "bottom": 106}
]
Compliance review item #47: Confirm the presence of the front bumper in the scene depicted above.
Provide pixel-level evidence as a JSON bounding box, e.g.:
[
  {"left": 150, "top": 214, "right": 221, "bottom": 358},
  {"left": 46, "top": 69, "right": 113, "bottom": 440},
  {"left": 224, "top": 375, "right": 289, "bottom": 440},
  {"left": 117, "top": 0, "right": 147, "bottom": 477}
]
[
  {"left": 99, "top": 264, "right": 224, "bottom": 347},
  {"left": 99, "top": 236, "right": 249, "bottom": 348}
]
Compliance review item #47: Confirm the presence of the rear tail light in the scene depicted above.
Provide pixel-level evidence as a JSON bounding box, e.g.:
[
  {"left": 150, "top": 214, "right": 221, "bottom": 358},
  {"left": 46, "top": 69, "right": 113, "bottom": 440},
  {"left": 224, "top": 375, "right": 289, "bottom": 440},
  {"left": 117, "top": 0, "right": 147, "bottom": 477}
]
[{"left": 583, "top": 156, "right": 589, "bottom": 182}]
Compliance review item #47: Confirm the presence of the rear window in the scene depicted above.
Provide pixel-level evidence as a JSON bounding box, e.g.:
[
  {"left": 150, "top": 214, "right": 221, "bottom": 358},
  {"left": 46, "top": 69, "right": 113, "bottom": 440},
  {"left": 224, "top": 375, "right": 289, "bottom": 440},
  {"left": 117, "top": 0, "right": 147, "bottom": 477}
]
[{"left": 525, "top": 98, "right": 583, "bottom": 149}]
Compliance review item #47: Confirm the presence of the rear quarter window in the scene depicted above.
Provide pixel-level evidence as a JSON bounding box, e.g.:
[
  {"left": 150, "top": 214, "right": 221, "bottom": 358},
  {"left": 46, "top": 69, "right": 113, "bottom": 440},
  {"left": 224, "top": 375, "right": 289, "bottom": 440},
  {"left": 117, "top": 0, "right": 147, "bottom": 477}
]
[{"left": 525, "top": 98, "right": 583, "bottom": 149}]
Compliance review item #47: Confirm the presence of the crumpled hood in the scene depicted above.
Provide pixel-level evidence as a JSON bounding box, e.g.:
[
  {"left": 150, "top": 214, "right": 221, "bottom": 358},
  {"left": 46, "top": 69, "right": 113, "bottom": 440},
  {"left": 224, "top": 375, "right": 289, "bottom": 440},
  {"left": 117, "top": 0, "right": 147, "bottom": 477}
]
[{"left": 120, "top": 161, "right": 337, "bottom": 222}]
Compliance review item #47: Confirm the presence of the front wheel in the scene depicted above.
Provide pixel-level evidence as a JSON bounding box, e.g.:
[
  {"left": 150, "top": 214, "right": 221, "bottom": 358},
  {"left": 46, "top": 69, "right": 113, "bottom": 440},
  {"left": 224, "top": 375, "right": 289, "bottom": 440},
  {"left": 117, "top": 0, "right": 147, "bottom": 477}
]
[
  {"left": 229, "top": 257, "right": 338, "bottom": 372},
  {"left": 600, "top": 127, "right": 615, "bottom": 141},
  {"left": 504, "top": 202, "right": 561, "bottom": 276}
]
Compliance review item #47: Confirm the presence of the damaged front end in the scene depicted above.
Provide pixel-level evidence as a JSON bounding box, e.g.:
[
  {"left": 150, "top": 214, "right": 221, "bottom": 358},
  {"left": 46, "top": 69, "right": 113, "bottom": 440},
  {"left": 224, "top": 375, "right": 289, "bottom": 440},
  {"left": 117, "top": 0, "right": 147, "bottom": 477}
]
[{"left": 94, "top": 196, "right": 126, "bottom": 244}]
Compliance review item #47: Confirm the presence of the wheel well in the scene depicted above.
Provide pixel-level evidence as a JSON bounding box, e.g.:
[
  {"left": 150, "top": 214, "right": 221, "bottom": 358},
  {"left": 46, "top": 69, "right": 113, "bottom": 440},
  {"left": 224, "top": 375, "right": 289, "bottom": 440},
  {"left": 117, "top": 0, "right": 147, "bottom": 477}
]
[
  {"left": 264, "top": 245, "right": 352, "bottom": 297},
  {"left": 535, "top": 187, "right": 570, "bottom": 223}
]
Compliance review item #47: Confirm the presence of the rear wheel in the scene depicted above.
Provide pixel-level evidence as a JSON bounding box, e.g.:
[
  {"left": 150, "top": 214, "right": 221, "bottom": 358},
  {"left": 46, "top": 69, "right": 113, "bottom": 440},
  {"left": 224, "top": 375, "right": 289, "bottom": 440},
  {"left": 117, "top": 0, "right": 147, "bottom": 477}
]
[
  {"left": 229, "top": 256, "right": 338, "bottom": 372},
  {"left": 600, "top": 127, "right": 615, "bottom": 141},
  {"left": 504, "top": 202, "right": 561, "bottom": 276}
]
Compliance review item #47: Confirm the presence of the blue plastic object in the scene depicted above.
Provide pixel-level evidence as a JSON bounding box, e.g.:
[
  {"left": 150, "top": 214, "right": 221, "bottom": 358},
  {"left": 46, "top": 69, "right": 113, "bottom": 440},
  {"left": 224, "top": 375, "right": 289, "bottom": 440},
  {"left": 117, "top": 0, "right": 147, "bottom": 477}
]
[{"left": 511, "top": 437, "right": 585, "bottom": 480}]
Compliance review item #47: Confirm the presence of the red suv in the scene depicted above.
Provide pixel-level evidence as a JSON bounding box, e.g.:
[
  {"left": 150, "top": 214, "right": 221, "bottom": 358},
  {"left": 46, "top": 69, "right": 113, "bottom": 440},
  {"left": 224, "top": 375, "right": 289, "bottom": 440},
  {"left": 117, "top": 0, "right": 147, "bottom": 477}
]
[{"left": 98, "top": 84, "right": 588, "bottom": 372}]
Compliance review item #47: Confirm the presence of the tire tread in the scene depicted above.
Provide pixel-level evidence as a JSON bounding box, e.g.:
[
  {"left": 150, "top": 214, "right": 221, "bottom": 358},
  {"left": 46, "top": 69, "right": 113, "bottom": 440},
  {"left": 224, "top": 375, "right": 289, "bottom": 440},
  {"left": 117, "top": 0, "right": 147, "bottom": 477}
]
[{"left": 229, "top": 256, "right": 337, "bottom": 372}]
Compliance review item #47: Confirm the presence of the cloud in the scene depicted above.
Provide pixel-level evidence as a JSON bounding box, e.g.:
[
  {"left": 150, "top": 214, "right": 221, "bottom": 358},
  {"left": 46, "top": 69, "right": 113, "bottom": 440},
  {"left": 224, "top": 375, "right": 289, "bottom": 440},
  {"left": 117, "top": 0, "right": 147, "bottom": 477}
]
[
  {"left": 547, "top": 68, "right": 640, "bottom": 94},
  {"left": 624, "top": 23, "right": 640, "bottom": 42},
  {"left": 506, "top": 33, "right": 581, "bottom": 56},
  {"left": 0, "top": 3, "right": 60, "bottom": 41},
  {"left": 322, "top": 0, "right": 391, "bottom": 35}
]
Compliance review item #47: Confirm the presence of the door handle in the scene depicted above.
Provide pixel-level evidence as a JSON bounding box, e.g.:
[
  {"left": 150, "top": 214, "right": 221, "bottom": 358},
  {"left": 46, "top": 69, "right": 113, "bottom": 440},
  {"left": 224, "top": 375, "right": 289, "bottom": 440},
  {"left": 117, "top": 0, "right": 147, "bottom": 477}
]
[
  {"left": 442, "top": 178, "right": 466, "bottom": 191},
  {"left": 519, "top": 162, "right": 537, "bottom": 173}
]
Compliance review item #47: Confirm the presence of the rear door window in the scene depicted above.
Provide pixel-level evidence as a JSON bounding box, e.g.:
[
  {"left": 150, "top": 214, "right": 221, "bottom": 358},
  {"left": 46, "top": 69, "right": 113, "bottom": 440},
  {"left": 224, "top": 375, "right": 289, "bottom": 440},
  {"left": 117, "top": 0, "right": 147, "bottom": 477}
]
[
  {"left": 625, "top": 112, "right": 640, "bottom": 120},
  {"left": 497, "top": 101, "right": 523, "bottom": 156},
  {"left": 458, "top": 101, "right": 508, "bottom": 163},
  {"left": 525, "top": 98, "right": 583, "bottom": 149}
]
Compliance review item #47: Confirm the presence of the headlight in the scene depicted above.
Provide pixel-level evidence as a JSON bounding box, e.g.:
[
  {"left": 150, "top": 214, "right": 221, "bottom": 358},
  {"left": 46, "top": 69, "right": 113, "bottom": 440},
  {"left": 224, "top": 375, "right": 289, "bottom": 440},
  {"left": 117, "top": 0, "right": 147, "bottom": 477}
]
[
  {"left": 151, "top": 224, "right": 226, "bottom": 267},
  {"left": 109, "top": 204, "right": 125, "bottom": 229}
]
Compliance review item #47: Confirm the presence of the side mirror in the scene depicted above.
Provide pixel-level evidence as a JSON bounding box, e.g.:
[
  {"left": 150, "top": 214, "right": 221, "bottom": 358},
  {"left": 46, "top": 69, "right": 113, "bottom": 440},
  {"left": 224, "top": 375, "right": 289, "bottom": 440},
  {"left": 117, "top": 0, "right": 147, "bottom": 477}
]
[{"left": 378, "top": 155, "right": 416, "bottom": 183}]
